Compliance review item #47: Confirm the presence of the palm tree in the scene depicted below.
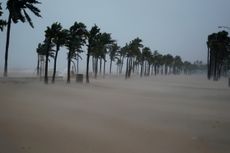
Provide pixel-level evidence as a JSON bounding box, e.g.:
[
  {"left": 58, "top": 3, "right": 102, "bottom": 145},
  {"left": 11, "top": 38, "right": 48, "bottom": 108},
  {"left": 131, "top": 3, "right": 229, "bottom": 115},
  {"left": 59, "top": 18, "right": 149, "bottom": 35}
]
[
  {"left": 50, "top": 22, "right": 68, "bottom": 83},
  {"left": 140, "top": 47, "right": 151, "bottom": 77},
  {"left": 36, "top": 42, "right": 54, "bottom": 80},
  {"left": 125, "top": 38, "right": 143, "bottom": 79},
  {"left": 109, "top": 43, "right": 119, "bottom": 74},
  {"left": 207, "top": 31, "right": 230, "bottom": 80},
  {"left": 4, "top": 0, "right": 41, "bottom": 77},
  {"left": 117, "top": 45, "right": 128, "bottom": 75},
  {"left": 91, "top": 32, "right": 114, "bottom": 79},
  {"left": 65, "top": 22, "right": 87, "bottom": 83},
  {"left": 86, "top": 25, "right": 100, "bottom": 83},
  {"left": 151, "top": 50, "right": 160, "bottom": 75},
  {"left": 0, "top": 3, "right": 7, "bottom": 31},
  {"left": 163, "top": 54, "right": 174, "bottom": 75},
  {"left": 44, "top": 26, "right": 55, "bottom": 84},
  {"left": 173, "top": 56, "right": 183, "bottom": 74},
  {"left": 36, "top": 43, "right": 42, "bottom": 76}
]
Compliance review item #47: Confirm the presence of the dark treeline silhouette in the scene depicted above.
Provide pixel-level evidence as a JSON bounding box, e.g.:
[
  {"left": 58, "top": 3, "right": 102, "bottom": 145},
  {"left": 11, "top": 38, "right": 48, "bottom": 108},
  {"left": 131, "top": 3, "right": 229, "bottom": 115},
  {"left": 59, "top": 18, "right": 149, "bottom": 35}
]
[
  {"left": 207, "top": 31, "right": 230, "bottom": 81},
  {"left": 37, "top": 21, "right": 206, "bottom": 84}
]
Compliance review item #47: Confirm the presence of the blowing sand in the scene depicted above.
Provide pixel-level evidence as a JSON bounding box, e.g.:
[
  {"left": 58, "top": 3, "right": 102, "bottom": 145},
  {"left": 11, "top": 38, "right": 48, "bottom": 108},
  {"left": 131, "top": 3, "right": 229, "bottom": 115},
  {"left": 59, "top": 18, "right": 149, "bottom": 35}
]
[{"left": 0, "top": 75, "right": 229, "bottom": 153}]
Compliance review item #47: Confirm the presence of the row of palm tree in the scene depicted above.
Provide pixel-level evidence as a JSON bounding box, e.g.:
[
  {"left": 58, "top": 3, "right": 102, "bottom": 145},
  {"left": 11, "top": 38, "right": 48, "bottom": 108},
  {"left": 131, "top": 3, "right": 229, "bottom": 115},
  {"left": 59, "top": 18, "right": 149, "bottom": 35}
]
[
  {"left": 207, "top": 31, "right": 230, "bottom": 80},
  {"left": 37, "top": 21, "right": 204, "bottom": 84}
]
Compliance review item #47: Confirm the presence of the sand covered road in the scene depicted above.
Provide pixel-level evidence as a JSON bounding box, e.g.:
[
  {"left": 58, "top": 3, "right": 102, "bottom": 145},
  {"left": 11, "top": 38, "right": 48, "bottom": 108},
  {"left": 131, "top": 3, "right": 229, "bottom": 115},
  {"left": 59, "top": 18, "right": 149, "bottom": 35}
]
[{"left": 0, "top": 75, "right": 230, "bottom": 153}]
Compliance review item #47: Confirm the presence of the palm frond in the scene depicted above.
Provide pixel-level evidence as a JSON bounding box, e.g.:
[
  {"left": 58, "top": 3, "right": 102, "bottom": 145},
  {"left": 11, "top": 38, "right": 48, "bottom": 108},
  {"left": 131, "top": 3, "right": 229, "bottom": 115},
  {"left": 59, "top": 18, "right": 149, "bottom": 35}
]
[
  {"left": 23, "top": 9, "right": 33, "bottom": 28},
  {"left": 25, "top": 3, "right": 41, "bottom": 17}
]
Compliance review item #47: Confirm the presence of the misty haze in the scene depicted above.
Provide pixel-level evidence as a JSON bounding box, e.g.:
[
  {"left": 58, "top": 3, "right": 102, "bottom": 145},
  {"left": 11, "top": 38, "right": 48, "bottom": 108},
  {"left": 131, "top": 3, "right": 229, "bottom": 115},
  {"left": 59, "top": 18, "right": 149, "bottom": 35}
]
[{"left": 0, "top": 0, "right": 230, "bottom": 153}]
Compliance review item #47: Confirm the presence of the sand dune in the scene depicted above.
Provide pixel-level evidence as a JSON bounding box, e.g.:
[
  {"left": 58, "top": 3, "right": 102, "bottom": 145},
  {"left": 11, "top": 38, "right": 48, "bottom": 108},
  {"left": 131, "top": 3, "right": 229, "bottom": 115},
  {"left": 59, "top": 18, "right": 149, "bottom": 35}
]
[{"left": 0, "top": 75, "right": 229, "bottom": 153}]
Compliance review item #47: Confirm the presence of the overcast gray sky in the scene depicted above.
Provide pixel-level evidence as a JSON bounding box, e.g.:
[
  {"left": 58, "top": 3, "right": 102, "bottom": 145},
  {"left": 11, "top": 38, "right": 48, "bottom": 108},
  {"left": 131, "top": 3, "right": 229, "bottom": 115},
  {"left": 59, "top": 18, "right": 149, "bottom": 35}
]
[{"left": 0, "top": 0, "right": 230, "bottom": 72}]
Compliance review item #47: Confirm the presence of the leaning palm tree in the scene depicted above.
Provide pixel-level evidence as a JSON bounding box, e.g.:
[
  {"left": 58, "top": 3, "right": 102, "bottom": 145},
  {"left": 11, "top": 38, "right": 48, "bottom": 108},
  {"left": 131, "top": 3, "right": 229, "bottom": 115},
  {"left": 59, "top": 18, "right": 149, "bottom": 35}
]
[
  {"left": 94, "top": 32, "right": 114, "bottom": 78},
  {"left": 50, "top": 22, "right": 68, "bottom": 83},
  {"left": 140, "top": 47, "right": 151, "bottom": 77},
  {"left": 65, "top": 22, "right": 87, "bottom": 83},
  {"left": 36, "top": 42, "right": 54, "bottom": 80},
  {"left": 0, "top": 3, "right": 7, "bottom": 31},
  {"left": 109, "top": 43, "right": 120, "bottom": 74},
  {"left": 86, "top": 25, "right": 100, "bottom": 83},
  {"left": 4, "top": 0, "right": 41, "bottom": 77},
  {"left": 125, "top": 37, "right": 143, "bottom": 79},
  {"left": 44, "top": 26, "right": 56, "bottom": 84}
]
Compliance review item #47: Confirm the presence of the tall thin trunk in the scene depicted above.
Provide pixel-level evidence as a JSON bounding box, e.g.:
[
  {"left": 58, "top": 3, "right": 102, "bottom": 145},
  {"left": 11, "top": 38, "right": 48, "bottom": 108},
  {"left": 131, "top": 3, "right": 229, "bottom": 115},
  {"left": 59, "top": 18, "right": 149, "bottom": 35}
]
[
  {"left": 110, "top": 58, "right": 112, "bottom": 74},
  {"left": 148, "top": 62, "right": 151, "bottom": 76},
  {"left": 52, "top": 45, "right": 59, "bottom": 83},
  {"left": 44, "top": 48, "right": 49, "bottom": 84},
  {"left": 94, "top": 58, "right": 98, "bottom": 79},
  {"left": 67, "top": 52, "right": 71, "bottom": 83},
  {"left": 4, "top": 14, "right": 12, "bottom": 77},
  {"left": 120, "top": 56, "right": 124, "bottom": 74},
  {"left": 77, "top": 55, "right": 79, "bottom": 74},
  {"left": 128, "top": 58, "right": 132, "bottom": 78},
  {"left": 207, "top": 47, "right": 211, "bottom": 79},
  {"left": 92, "top": 56, "right": 95, "bottom": 74},
  {"left": 103, "top": 59, "right": 106, "bottom": 78},
  {"left": 36, "top": 53, "right": 40, "bottom": 76},
  {"left": 125, "top": 57, "right": 129, "bottom": 79},
  {"left": 99, "top": 58, "right": 102, "bottom": 74},
  {"left": 86, "top": 48, "right": 90, "bottom": 83},
  {"left": 140, "top": 60, "right": 144, "bottom": 77}
]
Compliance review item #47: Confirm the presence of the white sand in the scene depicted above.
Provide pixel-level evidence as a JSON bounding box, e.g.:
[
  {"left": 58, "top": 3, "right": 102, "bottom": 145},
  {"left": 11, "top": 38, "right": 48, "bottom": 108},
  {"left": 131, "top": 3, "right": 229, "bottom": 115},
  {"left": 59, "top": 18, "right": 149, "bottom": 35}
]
[{"left": 0, "top": 75, "right": 229, "bottom": 153}]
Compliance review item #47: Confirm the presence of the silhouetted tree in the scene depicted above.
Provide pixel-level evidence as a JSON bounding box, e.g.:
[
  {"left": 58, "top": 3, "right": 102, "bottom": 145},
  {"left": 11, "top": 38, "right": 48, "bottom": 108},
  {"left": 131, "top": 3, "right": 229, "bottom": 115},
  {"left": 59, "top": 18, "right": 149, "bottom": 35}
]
[
  {"left": 86, "top": 25, "right": 100, "bottom": 83},
  {"left": 109, "top": 43, "right": 119, "bottom": 74},
  {"left": 44, "top": 26, "right": 55, "bottom": 84},
  {"left": 65, "top": 22, "right": 87, "bottom": 83},
  {"left": 4, "top": 0, "right": 41, "bottom": 77},
  {"left": 207, "top": 31, "right": 230, "bottom": 80},
  {"left": 173, "top": 56, "right": 183, "bottom": 74},
  {"left": 36, "top": 42, "right": 54, "bottom": 80},
  {"left": 140, "top": 47, "right": 151, "bottom": 77},
  {"left": 0, "top": 3, "right": 7, "bottom": 31},
  {"left": 125, "top": 38, "right": 143, "bottom": 79},
  {"left": 50, "top": 22, "right": 68, "bottom": 83}
]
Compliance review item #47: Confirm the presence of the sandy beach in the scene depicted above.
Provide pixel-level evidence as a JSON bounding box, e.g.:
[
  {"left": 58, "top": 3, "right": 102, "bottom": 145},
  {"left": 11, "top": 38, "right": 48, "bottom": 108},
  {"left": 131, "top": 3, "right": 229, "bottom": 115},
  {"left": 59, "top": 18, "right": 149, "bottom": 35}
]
[{"left": 0, "top": 75, "right": 229, "bottom": 153}]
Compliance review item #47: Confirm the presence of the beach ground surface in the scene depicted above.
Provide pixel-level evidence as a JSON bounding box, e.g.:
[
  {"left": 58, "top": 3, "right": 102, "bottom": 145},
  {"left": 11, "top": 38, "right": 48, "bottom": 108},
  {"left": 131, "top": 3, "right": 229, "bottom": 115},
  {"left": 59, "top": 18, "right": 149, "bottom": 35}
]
[{"left": 0, "top": 75, "right": 229, "bottom": 153}]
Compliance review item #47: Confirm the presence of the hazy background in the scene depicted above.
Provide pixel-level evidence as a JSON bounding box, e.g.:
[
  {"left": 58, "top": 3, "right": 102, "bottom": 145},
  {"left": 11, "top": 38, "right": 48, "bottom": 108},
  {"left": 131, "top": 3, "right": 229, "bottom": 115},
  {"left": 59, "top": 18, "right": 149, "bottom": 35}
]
[{"left": 0, "top": 0, "right": 230, "bottom": 73}]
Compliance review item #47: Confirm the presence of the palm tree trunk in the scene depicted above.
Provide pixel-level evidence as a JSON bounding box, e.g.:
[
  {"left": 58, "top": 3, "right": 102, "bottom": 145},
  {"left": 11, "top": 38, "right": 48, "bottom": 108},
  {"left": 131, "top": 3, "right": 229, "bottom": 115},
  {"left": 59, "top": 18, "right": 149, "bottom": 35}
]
[
  {"left": 67, "top": 52, "right": 71, "bottom": 83},
  {"left": 94, "top": 58, "right": 98, "bottom": 79},
  {"left": 207, "top": 47, "right": 211, "bottom": 79},
  {"left": 52, "top": 45, "right": 59, "bottom": 83},
  {"left": 36, "top": 53, "right": 40, "bottom": 76},
  {"left": 120, "top": 56, "right": 124, "bottom": 74},
  {"left": 110, "top": 58, "right": 112, "bottom": 74},
  {"left": 86, "top": 48, "right": 90, "bottom": 83},
  {"left": 77, "top": 55, "right": 79, "bottom": 74},
  {"left": 140, "top": 60, "right": 144, "bottom": 77},
  {"left": 99, "top": 58, "right": 102, "bottom": 75},
  {"left": 103, "top": 59, "right": 106, "bottom": 78},
  {"left": 44, "top": 49, "right": 49, "bottom": 84},
  {"left": 4, "top": 14, "right": 12, "bottom": 77}
]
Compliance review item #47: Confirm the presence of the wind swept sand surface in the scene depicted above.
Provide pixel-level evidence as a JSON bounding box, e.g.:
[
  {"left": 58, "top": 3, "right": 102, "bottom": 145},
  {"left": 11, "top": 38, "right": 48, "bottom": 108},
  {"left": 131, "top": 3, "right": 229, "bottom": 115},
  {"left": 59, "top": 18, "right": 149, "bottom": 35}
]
[{"left": 0, "top": 75, "right": 230, "bottom": 153}]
